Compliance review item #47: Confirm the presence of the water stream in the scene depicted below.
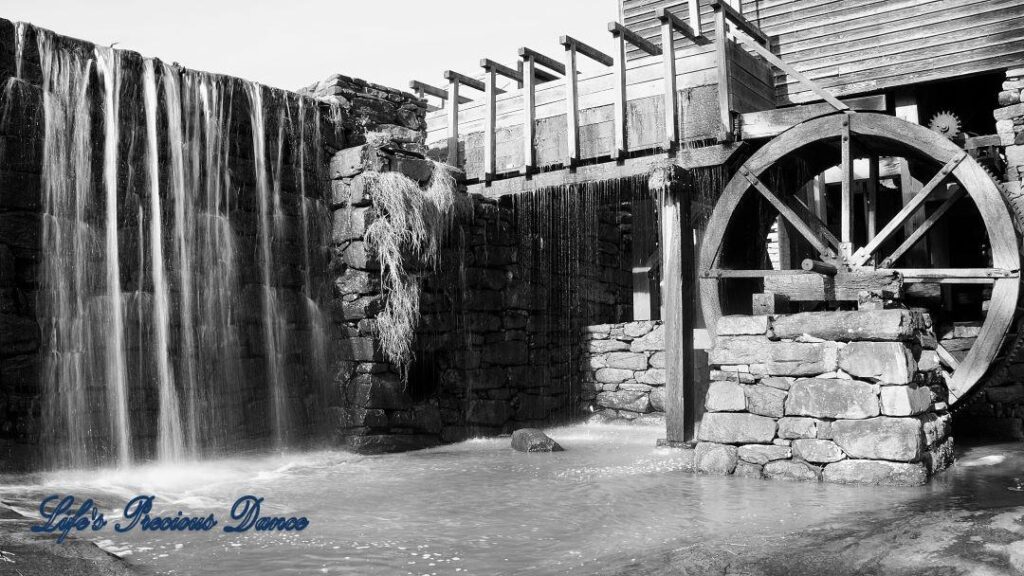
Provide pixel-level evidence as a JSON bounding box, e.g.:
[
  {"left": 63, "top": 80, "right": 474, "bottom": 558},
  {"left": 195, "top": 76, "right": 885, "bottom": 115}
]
[{"left": 3, "top": 424, "right": 1023, "bottom": 575}]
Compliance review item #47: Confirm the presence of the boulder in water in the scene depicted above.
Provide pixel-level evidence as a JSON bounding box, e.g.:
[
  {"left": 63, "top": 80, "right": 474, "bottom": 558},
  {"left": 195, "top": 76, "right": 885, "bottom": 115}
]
[{"left": 511, "top": 429, "right": 564, "bottom": 453}]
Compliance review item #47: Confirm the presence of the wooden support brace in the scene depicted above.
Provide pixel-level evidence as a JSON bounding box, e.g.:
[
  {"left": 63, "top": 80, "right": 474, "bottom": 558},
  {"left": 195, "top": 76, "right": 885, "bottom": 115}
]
[
  {"left": 608, "top": 22, "right": 663, "bottom": 56},
  {"left": 841, "top": 114, "right": 853, "bottom": 245},
  {"left": 659, "top": 14, "right": 678, "bottom": 152},
  {"left": 656, "top": 7, "right": 710, "bottom": 45},
  {"left": 740, "top": 166, "right": 835, "bottom": 258},
  {"left": 410, "top": 80, "right": 471, "bottom": 104},
  {"left": 866, "top": 154, "right": 879, "bottom": 242},
  {"left": 651, "top": 166, "right": 696, "bottom": 444},
  {"left": 713, "top": 6, "right": 732, "bottom": 141},
  {"left": 688, "top": 0, "right": 703, "bottom": 37},
  {"left": 610, "top": 28, "right": 628, "bottom": 160},
  {"left": 518, "top": 47, "right": 566, "bottom": 76},
  {"left": 560, "top": 35, "right": 612, "bottom": 168},
  {"left": 482, "top": 67, "right": 498, "bottom": 183},
  {"left": 521, "top": 55, "right": 537, "bottom": 175},
  {"left": 881, "top": 188, "right": 967, "bottom": 268},
  {"left": 710, "top": 0, "right": 768, "bottom": 45},
  {"left": 443, "top": 71, "right": 488, "bottom": 167}
]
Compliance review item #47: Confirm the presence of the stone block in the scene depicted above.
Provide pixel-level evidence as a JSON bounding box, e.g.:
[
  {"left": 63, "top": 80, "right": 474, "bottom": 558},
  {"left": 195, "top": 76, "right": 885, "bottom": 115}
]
[
  {"left": 483, "top": 341, "right": 528, "bottom": 365},
  {"left": 744, "top": 385, "right": 787, "bottom": 418},
  {"left": 650, "top": 351, "right": 665, "bottom": 369},
  {"left": 391, "top": 157, "right": 434, "bottom": 183},
  {"left": 792, "top": 439, "right": 845, "bottom": 464},
  {"left": 630, "top": 325, "right": 665, "bottom": 352},
  {"left": 764, "top": 341, "right": 839, "bottom": 376},
  {"left": 332, "top": 205, "right": 374, "bottom": 242},
  {"left": 785, "top": 379, "right": 879, "bottom": 419},
  {"left": 880, "top": 385, "right": 932, "bottom": 416},
  {"left": 831, "top": 417, "right": 923, "bottom": 462},
  {"left": 926, "top": 436, "right": 955, "bottom": 473},
  {"left": 822, "top": 460, "right": 928, "bottom": 486},
  {"left": 595, "top": 368, "right": 635, "bottom": 384},
  {"left": 588, "top": 339, "right": 629, "bottom": 354},
  {"left": 771, "top": 310, "right": 919, "bottom": 342},
  {"left": 763, "top": 459, "right": 821, "bottom": 482},
  {"left": 330, "top": 144, "right": 375, "bottom": 178},
  {"left": 698, "top": 412, "right": 777, "bottom": 444},
  {"left": 467, "top": 399, "right": 512, "bottom": 426},
  {"left": 708, "top": 336, "right": 770, "bottom": 365},
  {"left": 623, "top": 321, "right": 657, "bottom": 338},
  {"left": 921, "top": 413, "right": 951, "bottom": 446},
  {"left": 704, "top": 381, "right": 746, "bottom": 412},
  {"left": 738, "top": 444, "right": 792, "bottom": 465},
  {"left": 717, "top": 315, "right": 770, "bottom": 336},
  {"left": 605, "top": 352, "right": 648, "bottom": 371},
  {"left": 649, "top": 387, "right": 666, "bottom": 411},
  {"left": 761, "top": 377, "right": 793, "bottom": 390},
  {"left": 734, "top": 461, "right": 764, "bottom": 479},
  {"left": 695, "top": 442, "right": 738, "bottom": 475},
  {"left": 995, "top": 103, "right": 1024, "bottom": 121},
  {"left": 346, "top": 373, "right": 410, "bottom": 410},
  {"left": 710, "top": 370, "right": 756, "bottom": 383},
  {"left": 778, "top": 417, "right": 818, "bottom": 439},
  {"left": 838, "top": 342, "right": 916, "bottom": 384},
  {"left": 638, "top": 369, "right": 666, "bottom": 385},
  {"left": 597, "top": 390, "right": 650, "bottom": 412}
]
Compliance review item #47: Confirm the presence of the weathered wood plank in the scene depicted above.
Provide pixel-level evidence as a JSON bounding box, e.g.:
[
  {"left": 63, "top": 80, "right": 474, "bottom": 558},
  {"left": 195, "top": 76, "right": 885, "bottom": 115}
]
[
  {"left": 762, "top": 271, "right": 904, "bottom": 301},
  {"left": 739, "top": 95, "right": 886, "bottom": 139}
]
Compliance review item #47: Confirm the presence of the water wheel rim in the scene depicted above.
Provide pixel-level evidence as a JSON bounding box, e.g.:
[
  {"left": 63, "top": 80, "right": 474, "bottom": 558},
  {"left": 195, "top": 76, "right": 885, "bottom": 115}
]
[{"left": 698, "top": 112, "right": 1020, "bottom": 404}]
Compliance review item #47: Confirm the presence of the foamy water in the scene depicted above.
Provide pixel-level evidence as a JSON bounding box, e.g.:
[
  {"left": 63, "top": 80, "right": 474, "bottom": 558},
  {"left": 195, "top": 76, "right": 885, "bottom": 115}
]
[{"left": 2, "top": 424, "right": 1023, "bottom": 575}]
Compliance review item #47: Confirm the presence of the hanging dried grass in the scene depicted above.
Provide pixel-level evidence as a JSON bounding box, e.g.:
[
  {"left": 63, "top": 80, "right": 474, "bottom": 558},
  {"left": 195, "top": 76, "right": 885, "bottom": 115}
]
[{"left": 364, "top": 161, "right": 458, "bottom": 375}]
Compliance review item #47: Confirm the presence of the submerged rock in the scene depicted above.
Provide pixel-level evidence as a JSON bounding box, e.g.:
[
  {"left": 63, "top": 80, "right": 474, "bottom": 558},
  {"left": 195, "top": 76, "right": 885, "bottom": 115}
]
[{"left": 511, "top": 428, "right": 564, "bottom": 453}]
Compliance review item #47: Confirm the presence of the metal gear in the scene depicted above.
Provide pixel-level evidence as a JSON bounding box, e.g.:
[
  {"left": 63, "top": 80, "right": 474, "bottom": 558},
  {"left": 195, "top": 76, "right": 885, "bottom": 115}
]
[{"left": 928, "top": 111, "right": 963, "bottom": 140}]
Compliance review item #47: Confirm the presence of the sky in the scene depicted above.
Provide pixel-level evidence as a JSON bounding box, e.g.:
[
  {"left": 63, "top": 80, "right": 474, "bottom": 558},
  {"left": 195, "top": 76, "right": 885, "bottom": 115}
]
[{"left": 5, "top": 0, "right": 621, "bottom": 95}]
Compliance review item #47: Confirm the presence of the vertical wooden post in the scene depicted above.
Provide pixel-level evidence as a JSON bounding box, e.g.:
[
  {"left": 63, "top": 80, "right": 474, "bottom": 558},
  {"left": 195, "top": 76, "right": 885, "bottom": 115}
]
[
  {"left": 612, "top": 29, "right": 628, "bottom": 160},
  {"left": 660, "top": 15, "right": 678, "bottom": 153},
  {"left": 866, "top": 154, "right": 879, "bottom": 241},
  {"left": 655, "top": 166, "right": 696, "bottom": 445},
  {"left": 483, "top": 68, "right": 497, "bottom": 183},
  {"left": 840, "top": 114, "right": 853, "bottom": 248},
  {"left": 688, "top": 0, "right": 702, "bottom": 36},
  {"left": 564, "top": 43, "right": 580, "bottom": 168},
  {"left": 896, "top": 91, "right": 927, "bottom": 265},
  {"left": 446, "top": 77, "right": 461, "bottom": 167},
  {"left": 522, "top": 55, "right": 537, "bottom": 175},
  {"left": 713, "top": 5, "right": 732, "bottom": 141}
]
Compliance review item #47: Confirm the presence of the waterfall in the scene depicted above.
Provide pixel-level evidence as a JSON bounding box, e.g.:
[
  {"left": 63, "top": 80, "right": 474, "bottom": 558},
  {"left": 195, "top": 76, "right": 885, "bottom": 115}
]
[
  {"left": 143, "top": 59, "right": 186, "bottom": 461},
  {"left": 30, "top": 25, "right": 332, "bottom": 468},
  {"left": 38, "top": 30, "right": 95, "bottom": 468},
  {"left": 245, "top": 82, "right": 288, "bottom": 448},
  {"left": 94, "top": 45, "right": 133, "bottom": 467}
]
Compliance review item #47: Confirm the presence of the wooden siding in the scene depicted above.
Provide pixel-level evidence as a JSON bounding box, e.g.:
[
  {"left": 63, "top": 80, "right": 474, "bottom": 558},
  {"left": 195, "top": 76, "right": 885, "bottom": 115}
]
[{"left": 620, "top": 0, "right": 1024, "bottom": 105}]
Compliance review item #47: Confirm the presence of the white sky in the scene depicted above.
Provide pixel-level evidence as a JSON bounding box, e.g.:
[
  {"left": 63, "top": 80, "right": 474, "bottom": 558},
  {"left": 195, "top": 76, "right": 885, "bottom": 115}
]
[{"left": 5, "top": 0, "right": 621, "bottom": 94}]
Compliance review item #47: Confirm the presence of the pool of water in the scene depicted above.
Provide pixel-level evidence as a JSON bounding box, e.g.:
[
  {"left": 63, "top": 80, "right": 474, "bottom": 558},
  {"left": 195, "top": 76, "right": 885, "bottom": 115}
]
[{"left": 2, "top": 423, "right": 1023, "bottom": 575}]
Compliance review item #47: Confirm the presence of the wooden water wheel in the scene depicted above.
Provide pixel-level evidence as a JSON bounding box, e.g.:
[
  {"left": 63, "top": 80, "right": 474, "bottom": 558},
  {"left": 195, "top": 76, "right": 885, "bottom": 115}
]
[{"left": 699, "top": 112, "right": 1022, "bottom": 406}]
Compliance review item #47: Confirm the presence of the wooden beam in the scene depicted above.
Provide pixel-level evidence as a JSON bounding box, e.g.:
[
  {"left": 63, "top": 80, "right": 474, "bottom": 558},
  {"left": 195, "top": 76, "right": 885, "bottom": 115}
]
[
  {"left": 841, "top": 114, "right": 853, "bottom": 245},
  {"left": 882, "top": 268, "right": 1018, "bottom": 281},
  {"left": 608, "top": 21, "right": 662, "bottom": 56},
  {"left": 850, "top": 152, "right": 967, "bottom": 267},
  {"left": 480, "top": 59, "right": 522, "bottom": 83},
  {"left": 660, "top": 14, "right": 678, "bottom": 151},
  {"left": 559, "top": 35, "right": 613, "bottom": 66},
  {"left": 881, "top": 187, "right": 966, "bottom": 267},
  {"left": 714, "top": 6, "right": 732, "bottom": 140},
  {"left": 518, "top": 47, "right": 565, "bottom": 76},
  {"left": 482, "top": 68, "right": 498, "bottom": 183},
  {"left": 740, "top": 166, "right": 835, "bottom": 258},
  {"left": 688, "top": 0, "right": 702, "bottom": 37},
  {"left": 866, "top": 154, "right": 879, "bottom": 241},
  {"left": 563, "top": 43, "right": 580, "bottom": 167},
  {"left": 652, "top": 167, "right": 696, "bottom": 444},
  {"left": 611, "top": 29, "right": 628, "bottom": 160},
  {"left": 710, "top": 0, "right": 768, "bottom": 45},
  {"left": 731, "top": 31, "right": 849, "bottom": 112},
  {"left": 522, "top": 54, "right": 537, "bottom": 175},
  {"left": 443, "top": 70, "right": 486, "bottom": 92},
  {"left": 762, "top": 271, "right": 903, "bottom": 302},
  {"left": 446, "top": 77, "right": 461, "bottom": 166},
  {"left": 739, "top": 95, "right": 887, "bottom": 140},
  {"left": 410, "top": 80, "right": 471, "bottom": 104},
  {"left": 655, "top": 6, "right": 709, "bottom": 45}
]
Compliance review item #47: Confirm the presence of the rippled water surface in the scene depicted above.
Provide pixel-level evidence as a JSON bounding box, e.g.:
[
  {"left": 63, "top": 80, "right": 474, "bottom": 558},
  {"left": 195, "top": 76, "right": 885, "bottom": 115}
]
[{"left": 3, "top": 424, "right": 1024, "bottom": 575}]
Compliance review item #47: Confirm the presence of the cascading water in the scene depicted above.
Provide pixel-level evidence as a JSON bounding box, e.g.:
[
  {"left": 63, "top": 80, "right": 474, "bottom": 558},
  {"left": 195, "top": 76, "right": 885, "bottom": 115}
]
[
  {"left": 94, "top": 45, "right": 133, "bottom": 467},
  {"left": 32, "top": 26, "right": 333, "bottom": 468},
  {"left": 143, "top": 59, "right": 185, "bottom": 461},
  {"left": 245, "top": 82, "right": 289, "bottom": 448}
]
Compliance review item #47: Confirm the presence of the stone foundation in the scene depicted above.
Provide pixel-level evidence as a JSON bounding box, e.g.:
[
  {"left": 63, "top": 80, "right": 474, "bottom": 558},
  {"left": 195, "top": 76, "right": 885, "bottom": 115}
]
[
  {"left": 581, "top": 321, "right": 666, "bottom": 424},
  {"left": 694, "top": 309, "right": 952, "bottom": 486}
]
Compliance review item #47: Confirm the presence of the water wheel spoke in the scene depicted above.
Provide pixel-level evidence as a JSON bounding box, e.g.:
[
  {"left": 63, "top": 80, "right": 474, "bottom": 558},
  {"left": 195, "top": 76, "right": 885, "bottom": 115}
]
[
  {"left": 850, "top": 151, "right": 967, "bottom": 267},
  {"left": 738, "top": 166, "right": 835, "bottom": 258},
  {"left": 880, "top": 268, "right": 1019, "bottom": 283},
  {"left": 880, "top": 187, "right": 966, "bottom": 268},
  {"left": 840, "top": 115, "right": 853, "bottom": 245},
  {"left": 787, "top": 195, "right": 842, "bottom": 252}
]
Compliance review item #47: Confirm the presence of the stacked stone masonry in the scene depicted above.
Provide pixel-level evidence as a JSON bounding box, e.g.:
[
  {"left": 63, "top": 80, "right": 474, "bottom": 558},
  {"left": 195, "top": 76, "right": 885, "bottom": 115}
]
[
  {"left": 695, "top": 309, "right": 953, "bottom": 486},
  {"left": 581, "top": 321, "right": 667, "bottom": 425}
]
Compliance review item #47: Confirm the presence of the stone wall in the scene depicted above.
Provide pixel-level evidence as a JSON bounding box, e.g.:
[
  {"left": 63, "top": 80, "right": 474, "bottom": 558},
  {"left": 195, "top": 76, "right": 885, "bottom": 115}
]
[
  {"left": 323, "top": 136, "right": 635, "bottom": 453},
  {"left": 581, "top": 321, "right": 666, "bottom": 424},
  {"left": 690, "top": 310, "right": 953, "bottom": 486}
]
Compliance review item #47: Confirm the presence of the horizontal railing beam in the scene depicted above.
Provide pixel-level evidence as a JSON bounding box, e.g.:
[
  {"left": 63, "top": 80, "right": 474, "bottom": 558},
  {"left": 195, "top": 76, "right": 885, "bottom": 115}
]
[
  {"left": 709, "top": 0, "right": 768, "bottom": 46},
  {"left": 608, "top": 22, "right": 662, "bottom": 56},
  {"left": 519, "top": 47, "right": 566, "bottom": 76},
  {"left": 559, "top": 35, "right": 613, "bottom": 66}
]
